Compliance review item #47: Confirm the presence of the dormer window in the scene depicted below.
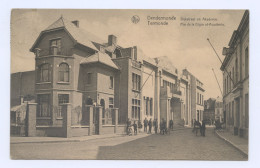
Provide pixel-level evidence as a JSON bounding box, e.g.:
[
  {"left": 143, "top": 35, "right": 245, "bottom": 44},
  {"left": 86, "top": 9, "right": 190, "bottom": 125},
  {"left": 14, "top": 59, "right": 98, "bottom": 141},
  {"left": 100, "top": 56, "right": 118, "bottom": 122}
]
[{"left": 50, "top": 39, "right": 61, "bottom": 55}]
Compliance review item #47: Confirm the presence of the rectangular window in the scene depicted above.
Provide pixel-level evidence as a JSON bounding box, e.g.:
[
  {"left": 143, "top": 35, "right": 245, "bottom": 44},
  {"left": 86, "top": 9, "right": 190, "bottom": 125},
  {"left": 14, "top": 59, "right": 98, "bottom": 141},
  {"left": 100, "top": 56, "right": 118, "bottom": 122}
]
[
  {"left": 50, "top": 39, "right": 61, "bottom": 55},
  {"left": 224, "top": 78, "right": 226, "bottom": 95},
  {"left": 38, "top": 64, "right": 50, "bottom": 82},
  {"left": 87, "top": 73, "right": 92, "bottom": 84},
  {"left": 58, "top": 94, "right": 69, "bottom": 117},
  {"left": 245, "top": 47, "right": 249, "bottom": 77},
  {"left": 150, "top": 98, "right": 153, "bottom": 116},
  {"left": 37, "top": 94, "right": 50, "bottom": 117},
  {"left": 109, "top": 97, "right": 114, "bottom": 108},
  {"left": 229, "top": 72, "right": 231, "bottom": 92},
  {"left": 132, "top": 73, "right": 141, "bottom": 91},
  {"left": 132, "top": 98, "right": 141, "bottom": 119},
  {"left": 235, "top": 57, "right": 238, "bottom": 83},
  {"left": 110, "top": 76, "right": 114, "bottom": 89},
  {"left": 232, "top": 67, "right": 234, "bottom": 88},
  {"left": 245, "top": 94, "right": 249, "bottom": 128}
]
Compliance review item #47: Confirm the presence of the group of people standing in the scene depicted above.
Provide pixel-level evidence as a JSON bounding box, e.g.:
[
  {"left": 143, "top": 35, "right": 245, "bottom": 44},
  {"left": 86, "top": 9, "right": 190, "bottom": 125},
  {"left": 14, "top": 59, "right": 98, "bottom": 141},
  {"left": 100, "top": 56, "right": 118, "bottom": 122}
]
[
  {"left": 192, "top": 119, "right": 206, "bottom": 136},
  {"left": 143, "top": 118, "right": 159, "bottom": 134},
  {"left": 127, "top": 118, "right": 174, "bottom": 136}
]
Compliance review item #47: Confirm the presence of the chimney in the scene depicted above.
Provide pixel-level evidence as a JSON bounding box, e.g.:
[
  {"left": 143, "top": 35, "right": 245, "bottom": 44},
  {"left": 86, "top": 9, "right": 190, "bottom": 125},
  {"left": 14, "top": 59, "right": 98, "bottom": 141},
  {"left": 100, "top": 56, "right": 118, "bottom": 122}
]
[
  {"left": 20, "top": 96, "right": 24, "bottom": 105},
  {"left": 131, "top": 46, "right": 137, "bottom": 60},
  {"left": 71, "top": 20, "right": 79, "bottom": 27},
  {"left": 108, "top": 35, "right": 117, "bottom": 46}
]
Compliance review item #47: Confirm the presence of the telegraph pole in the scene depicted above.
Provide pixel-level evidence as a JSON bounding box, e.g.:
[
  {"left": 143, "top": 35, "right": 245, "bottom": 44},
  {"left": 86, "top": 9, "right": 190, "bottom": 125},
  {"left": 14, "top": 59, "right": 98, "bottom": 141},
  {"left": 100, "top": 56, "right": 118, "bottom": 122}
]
[
  {"left": 212, "top": 68, "right": 223, "bottom": 96},
  {"left": 207, "top": 38, "right": 234, "bottom": 85}
]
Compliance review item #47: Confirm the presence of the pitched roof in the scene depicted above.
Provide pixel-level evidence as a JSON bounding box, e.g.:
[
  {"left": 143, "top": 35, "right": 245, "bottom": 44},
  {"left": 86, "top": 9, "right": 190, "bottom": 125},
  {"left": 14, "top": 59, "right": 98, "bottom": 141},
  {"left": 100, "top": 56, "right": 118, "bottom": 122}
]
[
  {"left": 31, "top": 16, "right": 106, "bottom": 52},
  {"left": 80, "top": 52, "right": 119, "bottom": 70}
]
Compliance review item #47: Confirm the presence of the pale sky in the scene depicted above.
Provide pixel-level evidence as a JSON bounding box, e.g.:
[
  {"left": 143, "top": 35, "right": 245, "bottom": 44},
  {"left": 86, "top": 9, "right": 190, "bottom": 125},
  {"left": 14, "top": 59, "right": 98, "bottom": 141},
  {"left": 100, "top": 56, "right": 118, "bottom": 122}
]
[{"left": 11, "top": 9, "right": 245, "bottom": 99}]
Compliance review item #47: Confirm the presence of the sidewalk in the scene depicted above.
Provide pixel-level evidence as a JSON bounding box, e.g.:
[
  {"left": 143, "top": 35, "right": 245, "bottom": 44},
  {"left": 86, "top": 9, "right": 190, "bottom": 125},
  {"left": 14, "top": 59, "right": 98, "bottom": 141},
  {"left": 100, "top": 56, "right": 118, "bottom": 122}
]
[
  {"left": 215, "top": 129, "right": 248, "bottom": 157},
  {"left": 11, "top": 126, "right": 188, "bottom": 144},
  {"left": 11, "top": 133, "right": 149, "bottom": 144}
]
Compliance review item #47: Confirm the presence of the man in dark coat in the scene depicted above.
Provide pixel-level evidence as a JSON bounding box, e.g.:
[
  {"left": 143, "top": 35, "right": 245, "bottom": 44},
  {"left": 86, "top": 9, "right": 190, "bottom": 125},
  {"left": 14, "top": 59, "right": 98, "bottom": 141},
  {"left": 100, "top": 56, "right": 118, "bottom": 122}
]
[
  {"left": 153, "top": 119, "right": 158, "bottom": 134},
  {"left": 201, "top": 120, "right": 206, "bottom": 136},
  {"left": 143, "top": 118, "right": 148, "bottom": 133},
  {"left": 170, "top": 119, "right": 174, "bottom": 130},
  {"left": 127, "top": 118, "right": 131, "bottom": 135},
  {"left": 148, "top": 118, "right": 152, "bottom": 134},
  {"left": 133, "top": 121, "right": 138, "bottom": 135}
]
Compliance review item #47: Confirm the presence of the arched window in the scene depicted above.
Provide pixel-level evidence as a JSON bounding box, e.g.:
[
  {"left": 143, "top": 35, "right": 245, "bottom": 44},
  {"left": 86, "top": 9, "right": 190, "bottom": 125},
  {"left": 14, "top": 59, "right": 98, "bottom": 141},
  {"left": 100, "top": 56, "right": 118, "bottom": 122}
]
[
  {"left": 39, "top": 63, "right": 50, "bottom": 82},
  {"left": 59, "top": 63, "right": 69, "bottom": 82}
]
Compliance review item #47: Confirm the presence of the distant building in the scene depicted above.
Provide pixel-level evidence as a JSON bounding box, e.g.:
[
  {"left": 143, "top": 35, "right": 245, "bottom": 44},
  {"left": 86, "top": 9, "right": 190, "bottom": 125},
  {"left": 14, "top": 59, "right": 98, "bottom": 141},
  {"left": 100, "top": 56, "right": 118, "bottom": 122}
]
[
  {"left": 221, "top": 10, "right": 249, "bottom": 139},
  {"left": 215, "top": 96, "right": 224, "bottom": 122},
  {"left": 11, "top": 71, "right": 35, "bottom": 107},
  {"left": 203, "top": 97, "right": 223, "bottom": 125},
  {"left": 203, "top": 98, "right": 216, "bottom": 125},
  {"left": 183, "top": 69, "right": 205, "bottom": 124}
]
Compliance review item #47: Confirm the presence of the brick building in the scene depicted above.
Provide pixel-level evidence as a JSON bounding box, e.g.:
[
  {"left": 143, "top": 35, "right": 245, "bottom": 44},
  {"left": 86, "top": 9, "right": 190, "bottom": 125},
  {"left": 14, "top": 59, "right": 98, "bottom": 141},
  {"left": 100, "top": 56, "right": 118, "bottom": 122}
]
[
  {"left": 11, "top": 16, "right": 205, "bottom": 137},
  {"left": 221, "top": 10, "right": 249, "bottom": 139}
]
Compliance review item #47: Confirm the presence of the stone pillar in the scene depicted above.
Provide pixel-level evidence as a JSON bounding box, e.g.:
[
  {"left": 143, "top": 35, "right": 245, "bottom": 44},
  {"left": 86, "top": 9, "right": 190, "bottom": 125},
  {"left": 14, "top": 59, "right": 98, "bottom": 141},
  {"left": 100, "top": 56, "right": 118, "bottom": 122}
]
[
  {"left": 96, "top": 106, "right": 103, "bottom": 135},
  {"left": 62, "top": 104, "right": 72, "bottom": 138},
  {"left": 27, "top": 103, "right": 37, "bottom": 137},
  {"left": 113, "top": 108, "right": 119, "bottom": 133},
  {"left": 88, "top": 106, "right": 93, "bottom": 136}
]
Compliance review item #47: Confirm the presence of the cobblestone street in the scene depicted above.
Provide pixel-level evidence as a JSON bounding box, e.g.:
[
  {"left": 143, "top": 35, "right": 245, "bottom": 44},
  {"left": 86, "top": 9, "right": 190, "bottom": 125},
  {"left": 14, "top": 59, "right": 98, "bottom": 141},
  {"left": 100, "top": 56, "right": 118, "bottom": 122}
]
[{"left": 10, "top": 128, "right": 247, "bottom": 160}]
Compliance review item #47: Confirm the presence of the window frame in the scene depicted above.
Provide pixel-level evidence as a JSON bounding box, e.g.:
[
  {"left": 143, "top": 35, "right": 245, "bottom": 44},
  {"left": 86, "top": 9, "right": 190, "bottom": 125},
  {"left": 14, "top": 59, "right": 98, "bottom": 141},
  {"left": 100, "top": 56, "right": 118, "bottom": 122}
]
[
  {"left": 109, "top": 76, "right": 114, "bottom": 89},
  {"left": 37, "top": 94, "right": 51, "bottom": 118},
  {"left": 132, "top": 98, "right": 140, "bottom": 120},
  {"left": 58, "top": 63, "right": 70, "bottom": 83},
  {"left": 86, "top": 73, "right": 92, "bottom": 85},
  {"left": 49, "top": 38, "right": 62, "bottom": 55},
  {"left": 57, "top": 94, "right": 69, "bottom": 118},
  {"left": 38, "top": 63, "right": 50, "bottom": 83}
]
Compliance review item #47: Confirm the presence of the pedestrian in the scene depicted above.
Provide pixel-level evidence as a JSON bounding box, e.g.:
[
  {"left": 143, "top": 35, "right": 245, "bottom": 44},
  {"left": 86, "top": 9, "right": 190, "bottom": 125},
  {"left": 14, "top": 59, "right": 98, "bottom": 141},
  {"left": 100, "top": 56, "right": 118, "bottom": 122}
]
[
  {"left": 170, "top": 119, "right": 174, "bottom": 130},
  {"left": 163, "top": 119, "right": 167, "bottom": 135},
  {"left": 138, "top": 120, "right": 142, "bottom": 133},
  {"left": 160, "top": 119, "right": 164, "bottom": 134},
  {"left": 154, "top": 118, "right": 158, "bottom": 134},
  {"left": 127, "top": 118, "right": 131, "bottom": 135},
  {"left": 196, "top": 121, "right": 201, "bottom": 136},
  {"left": 143, "top": 118, "right": 148, "bottom": 133},
  {"left": 201, "top": 120, "right": 206, "bottom": 136},
  {"left": 148, "top": 118, "right": 152, "bottom": 134},
  {"left": 133, "top": 121, "right": 138, "bottom": 135}
]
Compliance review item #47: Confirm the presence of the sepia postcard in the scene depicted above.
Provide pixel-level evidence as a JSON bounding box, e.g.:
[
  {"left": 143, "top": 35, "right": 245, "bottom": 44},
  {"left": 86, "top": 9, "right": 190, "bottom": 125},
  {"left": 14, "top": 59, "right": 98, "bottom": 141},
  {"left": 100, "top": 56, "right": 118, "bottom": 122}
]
[{"left": 10, "top": 9, "right": 249, "bottom": 160}]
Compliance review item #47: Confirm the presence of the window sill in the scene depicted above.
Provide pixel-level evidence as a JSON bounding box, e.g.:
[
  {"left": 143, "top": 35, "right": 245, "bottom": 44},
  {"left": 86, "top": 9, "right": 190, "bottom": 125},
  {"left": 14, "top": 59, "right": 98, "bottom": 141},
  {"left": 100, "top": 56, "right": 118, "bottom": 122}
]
[
  {"left": 36, "top": 82, "right": 51, "bottom": 85},
  {"left": 37, "top": 117, "right": 51, "bottom": 120},
  {"left": 57, "top": 82, "right": 70, "bottom": 85},
  {"left": 56, "top": 117, "right": 63, "bottom": 120}
]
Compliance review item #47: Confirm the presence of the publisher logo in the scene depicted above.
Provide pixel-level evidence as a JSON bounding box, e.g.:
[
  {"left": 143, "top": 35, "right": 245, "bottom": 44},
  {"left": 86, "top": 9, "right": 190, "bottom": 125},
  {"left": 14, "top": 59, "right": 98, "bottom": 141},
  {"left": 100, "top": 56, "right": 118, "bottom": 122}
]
[{"left": 132, "top": 15, "right": 140, "bottom": 24}]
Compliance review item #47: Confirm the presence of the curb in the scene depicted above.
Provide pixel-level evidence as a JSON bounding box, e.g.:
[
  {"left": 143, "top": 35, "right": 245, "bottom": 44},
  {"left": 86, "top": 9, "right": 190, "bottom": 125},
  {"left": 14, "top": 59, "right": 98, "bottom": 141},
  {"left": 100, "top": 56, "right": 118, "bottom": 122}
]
[
  {"left": 215, "top": 130, "right": 248, "bottom": 157},
  {"left": 10, "top": 133, "right": 147, "bottom": 144}
]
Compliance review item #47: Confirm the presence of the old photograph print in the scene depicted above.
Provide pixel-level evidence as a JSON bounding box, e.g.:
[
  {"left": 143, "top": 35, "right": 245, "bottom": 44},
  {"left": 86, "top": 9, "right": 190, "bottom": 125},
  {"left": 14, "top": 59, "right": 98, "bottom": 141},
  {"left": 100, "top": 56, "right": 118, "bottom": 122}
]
[{"left": 10, "top": 9, "right": 249, "bottom": 160}]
